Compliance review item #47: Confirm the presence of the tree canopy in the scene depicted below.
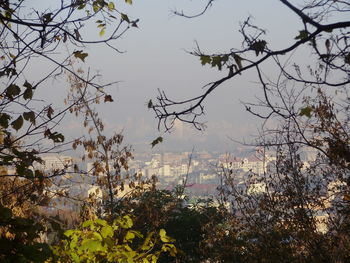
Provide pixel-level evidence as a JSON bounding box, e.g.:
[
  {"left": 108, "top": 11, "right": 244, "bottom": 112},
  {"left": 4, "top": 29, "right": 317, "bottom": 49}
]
[{"left": 151, "top": 0, "right": 350, "bottom": 132}]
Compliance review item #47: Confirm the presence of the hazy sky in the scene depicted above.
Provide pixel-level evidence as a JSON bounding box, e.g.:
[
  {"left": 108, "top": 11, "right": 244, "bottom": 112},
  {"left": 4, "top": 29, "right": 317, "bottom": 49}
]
[{"left": 32, "top": 0, "right": 303, "bottom": 153}]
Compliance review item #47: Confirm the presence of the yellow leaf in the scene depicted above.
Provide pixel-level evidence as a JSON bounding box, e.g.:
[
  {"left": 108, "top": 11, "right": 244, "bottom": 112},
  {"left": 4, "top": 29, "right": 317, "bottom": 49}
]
[
  {"left": 108, "top": 2, "right": 115, "bottom": 11},
  {"left": 125, "top": 231, "right": 135, "bottom": 241},
  {"left": 99, "top": 28, "right": 105, "bottom": 37},
  {"left": 159, "top": 229, "right": 171, "bottom": 242}
]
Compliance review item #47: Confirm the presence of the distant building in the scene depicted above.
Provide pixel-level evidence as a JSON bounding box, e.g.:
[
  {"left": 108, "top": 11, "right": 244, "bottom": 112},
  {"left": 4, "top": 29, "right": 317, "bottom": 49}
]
[
  {"left": 219, "top": 154, "right": 268, "bottom": 175},
  {"left": 37, "top": 155, "right": 74, "bottom": 171},
  {"left": 247, "top": 182, "right": 267, "bottom": 195}
]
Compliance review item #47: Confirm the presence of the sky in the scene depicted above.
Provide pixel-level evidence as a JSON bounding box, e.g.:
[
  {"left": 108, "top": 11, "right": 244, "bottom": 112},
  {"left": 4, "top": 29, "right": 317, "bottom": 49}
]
[{"left": 31, "top": 0, "right": 304, "bottom": 153}]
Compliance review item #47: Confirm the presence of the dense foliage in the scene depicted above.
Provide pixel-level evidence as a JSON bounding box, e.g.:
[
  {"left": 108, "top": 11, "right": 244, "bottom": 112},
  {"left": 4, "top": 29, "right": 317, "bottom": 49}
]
[
  {"left": 115, "top": 188, "right": 228, "bottom": 263},
  {"left": 49, "top": 216, "right": 176, "bottom": 263}
]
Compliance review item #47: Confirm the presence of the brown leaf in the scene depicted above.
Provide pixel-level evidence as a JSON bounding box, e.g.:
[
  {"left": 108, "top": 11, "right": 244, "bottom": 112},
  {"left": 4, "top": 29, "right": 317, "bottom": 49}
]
[
  {"left": 104, "top": 95, "right": 114, "bottom": 102},
  {"left": 345, "top": 53, "right": 350, "bottom": 65},
  {"left": 74, "top": 29, "right": 81, "bottom": 40},
  {"left": 325, "top": 39, "right": 331, "bottom": 53},
  {"left": 47, "top": 106, "right": 54, "bottom": 119}
]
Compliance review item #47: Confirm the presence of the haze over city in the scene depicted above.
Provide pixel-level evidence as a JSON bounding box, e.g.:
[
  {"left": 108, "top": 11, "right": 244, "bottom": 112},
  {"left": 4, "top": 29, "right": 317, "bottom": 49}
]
[{"left": 29, "top": 0, "right": 304, "bottom": 153}]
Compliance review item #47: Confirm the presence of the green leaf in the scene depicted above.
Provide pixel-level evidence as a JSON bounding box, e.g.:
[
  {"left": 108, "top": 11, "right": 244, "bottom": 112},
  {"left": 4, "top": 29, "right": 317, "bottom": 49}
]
[
  {"left": 5, "top": 10, "right": 13, "bottom": 19},
  {"left": 147, "top": 99, "right": 153, "bottom": 109},
  {"left": 141, "top": 233, "right": 154, "bottom": 251},
  {"left": 78, "top": 3, "right": 86, "bottom": 9},
  {"left": 42, "top": 13, "right": 53, "bottom": 23},
  {"left": 121, "top": 13, "right": 130, "bottom": 23},
  {"left": 125, "top": 231, "right": 135, "bottom": 241},
  {"left": 93, "top": 4, "right": 100, "bottom": 13},
  {"left": 125, "top": 0, "right": 132, "bottom": 5},
  {"left": 71, "top": 253, "right": 80, "bottom": 262},
  {"left": 151, "top": 136, "right": 163, "bottom": 148},
  {"left": 159, "top": 229, "right": 174, "bottom": 243},
  {"left": 91, "top": 231, "right": 103, "bottom": 241},
  {"left": 23, "top": 111, "right": 36, "bottom": 125},
  {"left": 95, "top": 219, "right": 107, "bottom": 226},
  {"left": 250, "top": 40, "right": 266, "bottom": 56},
  {"left": 5, "top": 84, "right": 21, "bottom": 99},
  {"left": 23, "top": 80, "right": 32, "bottom": 89},
  {"left": 11, "top": 115, "right": 23, "bottom": 131},
  {"left": 101, "top": 226, "right": 113, "bottom": 238},
  {"left": 233, "top": 54, "right": 243, "bottom": 70},
  {"left": 211, "top": 56, "right": 223, "bottom": 70},
  {"left": 200, "top": 55, "right": 211, "bottom": 65},
  {"left": 81, "top": 239, "right": 103, "bottom": 252},
  {"left": 0, "top": 204, "right": 12, "bottom": 221},
  {"left": 0, "top": 113, "right": 11, "bottom": 128},
  {"left": 64, "top": 229, "right": 75, "bottom": 238},
  {"left": 73, "top": 50, "right": 88, "bottom": 62},
  {"left": 295, "top": 30, "right": 309, "bottom": 40},
  {"left": 44, "top": 129, "right": 65, "bottom": 143},
  {"left": 159, "top": 229, "right": 166, "bottom": 241},
  {"left": 119, "top": 215, "right": 133, "bottom": 228},
  {"left": 17, "top": 165, "right": 33, "bottom": 178},
  {"left": 23, "top": 83, "right": 33, "bottom": 100},
  {"left": 300, "top": 106, "right": 313, "bottom": 117},
  {"left": 82, "top": 220, "right": 94, "bottom": 228},
  {"left": 54, "top": 133, "right": 64, "bottom": 143},
  {"left": 35, "top": 170, "right": 44, "bottom": 179},
  {"left": 164, "top": 243, "right": 177, "bottom": 256}
]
